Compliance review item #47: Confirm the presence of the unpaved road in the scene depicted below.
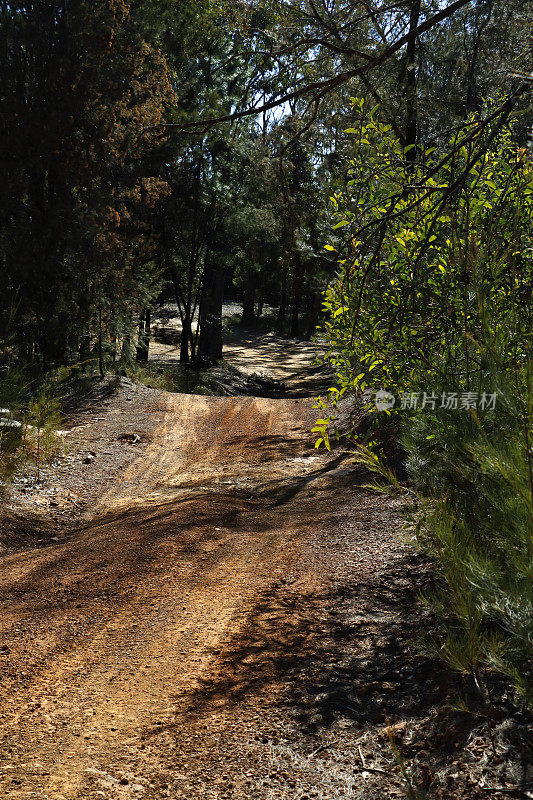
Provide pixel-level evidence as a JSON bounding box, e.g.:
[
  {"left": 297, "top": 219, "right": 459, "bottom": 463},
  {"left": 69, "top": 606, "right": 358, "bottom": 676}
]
[
  {"left": 1, "top": 387, "right": 525, "bottom": 800},
  {"left": 150, "top": 304, "right": 332, "bottom": 396},
  {"left": 0, "top": 392, "right": 405, "bottom": 800}
]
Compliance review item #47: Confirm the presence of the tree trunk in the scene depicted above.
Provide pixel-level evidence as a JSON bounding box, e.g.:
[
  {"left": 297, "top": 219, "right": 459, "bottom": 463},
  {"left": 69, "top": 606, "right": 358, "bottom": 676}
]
[
  {"left": 241, "top": 266, "right": 256, "bottom": 326},
  {"left": 79, "top": 324, "right": 91, "bottom": 371},
  {"left": 180, "top": 312, "right": 192, "bottom": 364},
  {"left": 98, "top": 306, "right": 104, "bottom": 378},
  {"left": 289, "top": 254, "right": 303, "bottom": 338},
  {"left": 169, "top": 265, "right": 192, "bottom": 365},
  {"left": 198, "top": 260, "right": 225, "bottom": 364},
  {"left": 136, "top": 308, "right": 151, "bottom": 362},
  {"left": 305, "top": 290, "right": 323, "bottom": 340},
  {"left": 278, "top": 259, "right": 288, "bottom": 330},
  {"left": 120, "top": 333, "right": 131, "bottom": 362}
]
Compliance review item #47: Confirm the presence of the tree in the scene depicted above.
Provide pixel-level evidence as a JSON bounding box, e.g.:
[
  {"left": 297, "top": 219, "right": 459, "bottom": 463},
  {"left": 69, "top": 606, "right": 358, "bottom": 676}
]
[
  {"left": 0, "top": 0, "right": 174, "bottom": 369},
  {"left": 317, "top": 101, "right": 533, "bottom": 415}
]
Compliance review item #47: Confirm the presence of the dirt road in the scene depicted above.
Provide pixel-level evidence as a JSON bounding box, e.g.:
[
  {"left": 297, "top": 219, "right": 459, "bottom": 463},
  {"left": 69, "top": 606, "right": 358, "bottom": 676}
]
[
  {"left": 1, "top": 382, "right": 524, "bottom": 800},
  {"left": 0, "top": 391, "right": 405, "bottom": 800}
]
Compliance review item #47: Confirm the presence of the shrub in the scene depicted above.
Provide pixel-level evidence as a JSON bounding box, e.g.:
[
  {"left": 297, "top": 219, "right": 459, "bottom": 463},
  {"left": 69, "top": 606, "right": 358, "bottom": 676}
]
[{"left": 404, "top": 348, "right": 532, "bottom": 707}]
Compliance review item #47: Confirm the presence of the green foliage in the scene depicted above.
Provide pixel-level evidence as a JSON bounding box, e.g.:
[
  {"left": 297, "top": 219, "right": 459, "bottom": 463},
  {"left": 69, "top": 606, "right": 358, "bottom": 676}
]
[
  {"left": 387, "top": 723, "right": 429, "bottom": 800},
  {"left": 354, "top": 347, "right": 533, "bottom": 706},
  {"left": 406, "top": 347, "right": 533, "bottom": 706},
  {"left": 320, "top": 98, "right": 533, "bottom": 407},
  {"left": 25, "top": 387, "right": 62, "bottom": 484},
  {"left": 123, "top": 362, "right": 207, "bottom": 394},
  {"left": 0, "top": 369, "right": 27, "bottom": 489},
  {"left": 0, "top": 0, "right": 174, "bottom": 369},
  {"left": 321, "top": 98, "right": 533, "bottom": 707},
  {"left": 0, "top": 370, "right": 62, "bottom": 489}
]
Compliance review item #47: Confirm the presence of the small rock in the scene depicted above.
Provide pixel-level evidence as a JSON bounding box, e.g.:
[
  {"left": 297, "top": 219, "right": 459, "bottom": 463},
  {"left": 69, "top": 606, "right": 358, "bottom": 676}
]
[
  {"left": 83, "top": 454, "right": 95, "bottom": 464},
  {"left": 99, "top": 776, "right": 120, "bottom": 788},
  {"left": 84, "top": 767, "right": 103, "bottom": 777}
]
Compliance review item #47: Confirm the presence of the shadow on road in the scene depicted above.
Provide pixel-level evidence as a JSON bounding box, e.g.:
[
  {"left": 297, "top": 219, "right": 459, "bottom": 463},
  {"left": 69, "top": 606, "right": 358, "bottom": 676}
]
[{"left": 165, "top": 553, "right": 462, "bottom": 740}]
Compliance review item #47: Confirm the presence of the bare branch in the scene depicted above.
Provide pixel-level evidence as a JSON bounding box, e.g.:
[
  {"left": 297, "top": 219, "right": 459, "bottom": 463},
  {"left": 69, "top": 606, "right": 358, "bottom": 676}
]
[{"left": 140, "top": 0, "right": 473, "bottom": 138}]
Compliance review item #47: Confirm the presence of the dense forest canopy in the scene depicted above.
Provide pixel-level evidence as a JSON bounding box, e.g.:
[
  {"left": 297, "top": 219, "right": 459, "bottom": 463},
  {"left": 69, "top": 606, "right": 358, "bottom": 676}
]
[{"left": 1, "top": 0, "right": 530, "bottom": 371}]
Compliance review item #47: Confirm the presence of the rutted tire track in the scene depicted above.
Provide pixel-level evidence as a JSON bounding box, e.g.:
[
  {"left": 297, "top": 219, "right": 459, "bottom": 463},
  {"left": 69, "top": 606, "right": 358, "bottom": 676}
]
[{"left": 0, "top": 393, "right": 344, "bottom": 799}]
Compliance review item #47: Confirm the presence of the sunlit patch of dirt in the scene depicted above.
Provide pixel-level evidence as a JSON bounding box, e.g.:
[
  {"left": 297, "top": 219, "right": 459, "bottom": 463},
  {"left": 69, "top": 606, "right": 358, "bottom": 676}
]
[{"left": 149, "top": 303, "right": 332, "bottom": 396}]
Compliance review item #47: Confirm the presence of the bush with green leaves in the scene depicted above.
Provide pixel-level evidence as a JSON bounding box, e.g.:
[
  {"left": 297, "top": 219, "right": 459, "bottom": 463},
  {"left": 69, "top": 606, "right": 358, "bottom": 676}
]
[
  {"left": 25, "top": 387, "right": 62, "bottom": 483},
  {"left": 0, "top": 369, "right": 63, "bottom": 489},
  {"left": 319, "top": 98, "right": 533, "bottom": 707},
  {"left": 319, "top": 98, "right": 533, "bottom": 404},
  {"left": 0, "top": 368, "right": 28, "bottom": 488},
  {"left": 404, "top": 344, "right": 532, "bottom": 707}
]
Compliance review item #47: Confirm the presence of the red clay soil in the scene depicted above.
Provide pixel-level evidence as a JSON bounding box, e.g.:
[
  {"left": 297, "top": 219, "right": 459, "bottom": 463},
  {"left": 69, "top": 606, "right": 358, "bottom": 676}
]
[{"left": 0, "top": 383, "right": 530, "bottom": 800}]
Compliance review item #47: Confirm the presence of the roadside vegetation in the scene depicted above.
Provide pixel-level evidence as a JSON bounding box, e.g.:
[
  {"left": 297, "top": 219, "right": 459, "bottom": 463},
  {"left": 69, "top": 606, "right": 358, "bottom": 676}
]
[
  {"left": 317, "top": 105, "right": 533, "bottom": 708},
  {"left": 0, "top": 372, "right": 62, "bottom": 492}
]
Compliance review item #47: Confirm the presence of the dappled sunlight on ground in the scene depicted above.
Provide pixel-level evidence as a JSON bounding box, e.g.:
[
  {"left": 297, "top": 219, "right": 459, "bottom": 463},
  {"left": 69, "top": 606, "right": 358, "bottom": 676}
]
[{"left": 148, "top": 303, "right": 332, "bottom": 396}]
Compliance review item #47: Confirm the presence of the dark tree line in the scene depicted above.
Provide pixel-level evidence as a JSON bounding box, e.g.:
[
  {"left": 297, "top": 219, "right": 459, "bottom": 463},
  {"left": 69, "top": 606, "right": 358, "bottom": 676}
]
[{"left": 0, "top": 0, "right": 530, "bottom": 373}]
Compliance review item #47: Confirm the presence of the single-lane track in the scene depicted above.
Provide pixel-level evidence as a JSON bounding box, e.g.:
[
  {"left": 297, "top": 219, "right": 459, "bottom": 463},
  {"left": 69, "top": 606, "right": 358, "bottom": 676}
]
[{"left": 0, "top": 393, "right": 368, "bottom": 800}]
